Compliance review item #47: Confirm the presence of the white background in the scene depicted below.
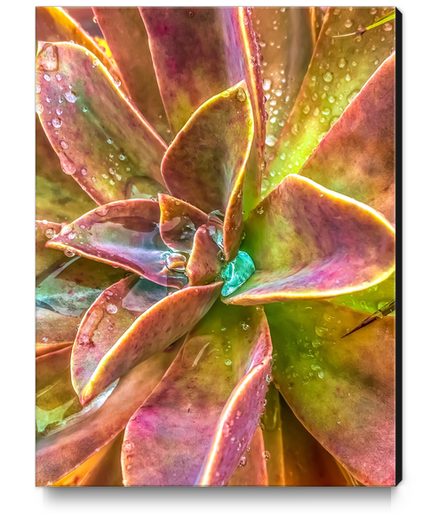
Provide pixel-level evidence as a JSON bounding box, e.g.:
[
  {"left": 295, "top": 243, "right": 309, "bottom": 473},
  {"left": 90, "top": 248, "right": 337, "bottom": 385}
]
[{"left": 1, "top": 1, "right": 429, "bottom": 514}]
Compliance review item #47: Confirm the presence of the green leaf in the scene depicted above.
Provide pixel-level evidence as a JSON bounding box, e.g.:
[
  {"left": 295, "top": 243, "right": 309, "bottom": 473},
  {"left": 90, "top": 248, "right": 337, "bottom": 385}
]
[
  {"left": 122, "top": 301, "right": 272, "bottom": 486},
  {"left": 79, "top": 282, "right": 222, "bottom": 405},
  {"left": 224, "top": 175, "right": 395, "bottom": 305},
  {"left": 36, "top": 344, "right": 180, "bottom": 486},
  {"left": 264, "top": 7, "right": 395, "bottom": 196},
  {"left": 299, "top": 53, "right": 396, "bottom": 224}
]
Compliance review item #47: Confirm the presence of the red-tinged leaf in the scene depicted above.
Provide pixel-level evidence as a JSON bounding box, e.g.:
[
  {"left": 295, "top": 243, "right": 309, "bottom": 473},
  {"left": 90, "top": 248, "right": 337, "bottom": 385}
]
[
  {"left": 93, "top": 7, "right": 170, "bottom": 142},
  {"left": 161, "top": 81, "right": 253, "bottom": 261},
  {"left": 159, "top": 194, "right": 209, "bottom": 251},
  {"left": 80, "top": 282, "right": 222, "bottom": 405},
  {"left": 266, "top": 300, "right": 396, "bottom": 486},
  {"left": 36, "top": 220, "right": 63, "bottom": 277},
  {"left": 186, "top": 225, "right": 222, "bottom": 286},
  {"left": 141, "top": 7, "right": 266, "bottom": 213},
  {"left": 36, "top": 308, "right": 76, "bottom": 357},
  {"left": 36, "top": 118, "right": 97, "bottom": 223},
  {"left": 36, "top": 343, "right": 180, "bottom": 486},
  {"left": 227, "top": 428, "right": 268, "bottom": 486},
  {"left": 36, "top": 7, "right": 117, "bottom": 78},
  {"left": 251, "top": 8, "right": 314, "bottom": 162},
  {"left": 36, "top": 42, "right": 167, "bottom": 205},
  {"left": 265, "top": 7, "right": 395, "bottom": 196},
  {"left": 122, "top": 301, "right": 272, "bottom": 486},
  {"left": 299, "top": 53, "right": 396, "bottom": 224},
  {"left": 53, "top": 432, "right": 124, "bottom": 486},
  {"left": 45, "top": 199, "right": 186, "bottom": 289},
  {"left": 72, "top": 275, "right": 172, "bottom": 401},
  {"left": 224, "top": 175, "right": 395, "bottom": 305}
]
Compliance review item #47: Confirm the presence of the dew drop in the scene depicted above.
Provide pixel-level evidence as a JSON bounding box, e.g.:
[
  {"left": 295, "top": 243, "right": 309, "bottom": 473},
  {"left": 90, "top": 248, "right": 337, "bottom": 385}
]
[
  {"left": 338, "top": 58, "right": 347, "bottom": 68},
  {"left": 64, "top": 91, "right": 78, "bottom": 103},
  {"left": 52, "top": 117, "right": 62, "bottom": 128},
  {"left": 383, "top": 22, "right": 393, "bottom": 31},
  {"left": 64, "top": 248, "right": 75, "bottom": 258},
  {"left": 323, "top": 72, "right": 333, "bottom": 83},
  {"left": 106, "top": 303, "right": 118, "bottom": 315},
  {"left": 263, "top": 451, "right": 271, "bottom": 460},
  {"left": 236, "top": 88, "right": 247, "bottom": 102}
]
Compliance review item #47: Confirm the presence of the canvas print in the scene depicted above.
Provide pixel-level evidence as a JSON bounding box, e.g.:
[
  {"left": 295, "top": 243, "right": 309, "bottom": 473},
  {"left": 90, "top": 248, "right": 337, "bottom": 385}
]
[{"left": 35, "top": 7, "right": 398, "bottom": 487}]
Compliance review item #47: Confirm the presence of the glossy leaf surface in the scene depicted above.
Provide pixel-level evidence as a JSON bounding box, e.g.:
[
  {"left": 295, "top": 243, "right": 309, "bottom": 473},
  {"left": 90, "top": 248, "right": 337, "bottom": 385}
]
[
  {"left": 265, "top": 7, "right": 395, "bottom": 195},
  {"left": 159, "top": 194, "right": 208, "bottom": 251},
  {"left": 72, "top": 275, "right": 171, "bottom": 401},
  {"left": 93, "top": 7, "right": 170, "bottom": 141},
  {"left": 36, "top": 42, "right": 167, "bottom": 205},
  {"left": 122, "top": 302, "right": 272, "bottom": 486},
  {"left": 36, "top": 344, "right": 180, "bottom": 486},
  {"left": 299, "top": 53, "right": 396, "bottom": 224},
  {"left": 141, "top": 7, "right": 265, "bottom": 213},
  {"left": 266, "top": 300, "right": 395, "bottom": 485},
  {"left": 251, "top": 8, "right": 314, "bottom": 162},
  {"left": 45, "top": 199, "right": 186, "bottom": 289},
  {"left": 186, "top": 225, "right": 222, "bottom": 286},
  {"left": 161, "top": 81, "right": 253, "bottom": 260},
  {"left": 225, "top": 175, "right": 395, "bottom": 305},
  {"left": 80, "top": 282, "right": 222, "bottom": 405}
]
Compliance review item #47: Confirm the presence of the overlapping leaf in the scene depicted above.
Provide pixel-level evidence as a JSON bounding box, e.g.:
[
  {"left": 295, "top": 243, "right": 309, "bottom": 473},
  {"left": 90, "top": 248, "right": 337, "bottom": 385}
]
[
  {"left": 122, "top": 301, "right": 272, "bottom": 486},
  {"left": 262, "top": 385, "right": 351, "bottom": 486},
  {"left": 53, "top": 432, "right": 124, "bottom": 486},
  {"left": 36, "top": 42, "right": 167, "bottom": 205},
  {"left": 36, "top": 344, "right": 180, "bottom": 486},
  {"left": 265, "top": 7, "right": 395, "bottom": 196},
  {"left": 227, "top": 428, "right": 268, "bottom": 486},
  {"left": 225, "top": 175, "right": 395, "bottom": 305},
  {"left": 141, "top": 7, "right": 265, "bottom": 213},
  {"left": 251, "top": 8, "right": 314, "bottom": 161},
  {"left": 159, "top": 194, "right": 209, "bottom": 252},
  {"left": 36, "top": 7, "right": 116, "bottom": 75},
  {"left": 299, "top": 53, "right": 396, "bottom": 224},
  {"left": 186, "top": 225, "right": 222, "bottom": 286},
  {"left": 71, "top": 275, "right": 172, "bottom": 402},
  {"left": 161, "top": 81, "right": 253, "bottom": 260},
  {"left": 78, "top": 282, "right": 222, "bottom": 405},
  {"left": 45, "top": 199, "right": 186, "bottom": 289},
  {"left": 93, "top": 7, "right": 170, "bottom": 141},
  {"left": 266, "top": 300, "right": 395, "bottom": 486}
]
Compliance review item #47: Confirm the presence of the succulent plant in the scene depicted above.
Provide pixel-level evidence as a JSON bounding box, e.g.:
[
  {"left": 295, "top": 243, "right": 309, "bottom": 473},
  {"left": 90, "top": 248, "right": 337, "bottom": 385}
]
[{"left": 36, "top": 6, "right": 397, "bottom": 487}]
